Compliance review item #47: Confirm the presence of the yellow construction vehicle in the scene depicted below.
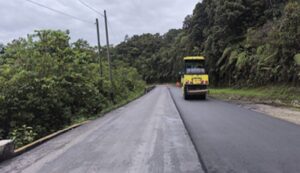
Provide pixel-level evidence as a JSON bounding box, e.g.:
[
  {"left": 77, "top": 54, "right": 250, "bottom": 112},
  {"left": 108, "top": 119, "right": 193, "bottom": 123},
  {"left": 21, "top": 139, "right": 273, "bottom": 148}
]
[{"left": 181, "top": 56, "right": 209, "bottom": 100}]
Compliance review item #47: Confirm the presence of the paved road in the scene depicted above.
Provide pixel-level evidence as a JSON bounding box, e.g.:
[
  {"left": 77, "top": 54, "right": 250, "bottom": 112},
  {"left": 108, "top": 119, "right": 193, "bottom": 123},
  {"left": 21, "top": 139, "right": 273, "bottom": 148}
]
[
  {"left": 2, "top": 86, "right": 300, "bottom": 173},
  {"left": 169, "top": 87, "right": 300, "bottom": 173},
  {"left": 0, "top": 86, "right": 202, "bottom": 173}
]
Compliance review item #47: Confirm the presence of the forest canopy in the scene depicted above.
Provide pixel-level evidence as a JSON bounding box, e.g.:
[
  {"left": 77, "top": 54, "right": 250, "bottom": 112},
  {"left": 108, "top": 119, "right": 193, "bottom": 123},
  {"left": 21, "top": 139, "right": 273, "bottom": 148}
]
[{"left": 114, "top": 0, "right": 300, "bottom": 86}]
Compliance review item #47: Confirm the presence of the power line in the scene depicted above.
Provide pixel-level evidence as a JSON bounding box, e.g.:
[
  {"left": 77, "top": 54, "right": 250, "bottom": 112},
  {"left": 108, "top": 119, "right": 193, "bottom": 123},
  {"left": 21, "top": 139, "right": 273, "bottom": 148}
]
[
  {"left": 77, "top": 0, "right": 117, "bottom": 42},
  {"left": 78, "top": 0, "right": 104, "bottom": 17},
  {"left": 76, "top": 0, "right": 115, "bottom": 101},
  {"left": 24, "top": 0, "right": 93, "bottom": 24},
  {"left": 77, "top": 0, "right": 121, "bottom": 41}
]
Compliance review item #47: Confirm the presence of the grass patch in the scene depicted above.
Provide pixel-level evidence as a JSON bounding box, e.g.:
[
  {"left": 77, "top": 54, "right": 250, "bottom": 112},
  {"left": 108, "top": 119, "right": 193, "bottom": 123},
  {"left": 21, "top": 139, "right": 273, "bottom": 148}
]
[{"left": 209, "top": 85, "right": 300, "bottom": 107}]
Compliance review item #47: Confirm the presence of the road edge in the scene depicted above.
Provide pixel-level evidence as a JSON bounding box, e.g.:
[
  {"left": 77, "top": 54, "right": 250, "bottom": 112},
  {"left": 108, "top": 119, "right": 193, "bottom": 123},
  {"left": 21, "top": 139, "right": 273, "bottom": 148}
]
[
  {"left": 1, "top": 86, "right": 157, "bottom": 163},
  {"left": 13, "top": 121, "right": 90, "bottom": 156},
  {"left": 167, "top": 86, "right": 208, "bottom": 173},
  {"left": 209, "top": 92, "right": 300, "bottom": 109},
  {"left": 210, "top": 95, "right": 300, "bottom": 127}
]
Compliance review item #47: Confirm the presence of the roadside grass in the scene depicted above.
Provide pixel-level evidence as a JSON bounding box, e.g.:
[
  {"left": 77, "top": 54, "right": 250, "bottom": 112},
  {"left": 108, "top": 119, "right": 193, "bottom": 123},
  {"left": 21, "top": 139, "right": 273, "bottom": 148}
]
[{"left": 209, "top": 85, "right": 300, "bottom": 108}]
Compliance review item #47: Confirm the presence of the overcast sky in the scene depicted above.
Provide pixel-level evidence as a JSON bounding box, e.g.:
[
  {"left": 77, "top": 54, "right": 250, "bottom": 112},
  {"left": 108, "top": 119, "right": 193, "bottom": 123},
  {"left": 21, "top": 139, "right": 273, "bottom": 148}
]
[{"left": 0, "top": 0, "right": 199, "bottom": 46}]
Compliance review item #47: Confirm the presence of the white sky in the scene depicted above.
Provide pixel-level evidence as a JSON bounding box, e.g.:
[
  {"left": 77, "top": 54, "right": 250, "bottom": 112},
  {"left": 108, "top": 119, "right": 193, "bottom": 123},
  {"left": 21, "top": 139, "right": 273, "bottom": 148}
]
[{"left": 0, "top": 0, "right": 200, "bottom": 46}]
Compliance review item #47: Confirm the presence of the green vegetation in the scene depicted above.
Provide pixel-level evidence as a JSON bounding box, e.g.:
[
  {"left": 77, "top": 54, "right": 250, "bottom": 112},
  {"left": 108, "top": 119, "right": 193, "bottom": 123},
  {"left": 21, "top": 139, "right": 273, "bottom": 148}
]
[
  {"left": 210, "top": 86, "right": 300, "bottom": 106},
  {"left": 0, "top": 30, "right": 145, "bottom": 147},
  {"left": 113, "top": 0, "right": 300, "bottom": 86},
  {"left": 1, "top": 0, "right": 299, "bottom": 147},
  {"left": 114, "top": 30, "right": 184, "bottom": 83}
]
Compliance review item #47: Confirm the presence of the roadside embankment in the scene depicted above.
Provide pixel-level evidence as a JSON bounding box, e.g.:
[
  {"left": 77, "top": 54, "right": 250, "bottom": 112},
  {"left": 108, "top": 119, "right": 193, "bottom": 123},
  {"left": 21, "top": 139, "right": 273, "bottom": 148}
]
[
  {"left": 209, "top": 86, "right": 300, "bottom": 108},
  {"left": 210, "top": 86, "right": 300, "bottom": 125}
]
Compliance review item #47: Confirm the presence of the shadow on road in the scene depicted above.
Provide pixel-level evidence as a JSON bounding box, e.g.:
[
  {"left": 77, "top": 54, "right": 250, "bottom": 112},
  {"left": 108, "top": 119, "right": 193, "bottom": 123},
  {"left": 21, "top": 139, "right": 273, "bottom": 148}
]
[{"left": 184, "top": 96, "right": 211, "bottom": 102}]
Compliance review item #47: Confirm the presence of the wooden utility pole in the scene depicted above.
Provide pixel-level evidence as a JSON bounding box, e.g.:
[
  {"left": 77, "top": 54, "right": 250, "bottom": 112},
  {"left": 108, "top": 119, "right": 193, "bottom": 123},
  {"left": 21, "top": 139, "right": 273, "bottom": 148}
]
[
  {"left": 104, "top": 10, "right": 115, "bottom": 103},
  {"left": 96, "top": 18, "right": 103, "bottom": 78}
]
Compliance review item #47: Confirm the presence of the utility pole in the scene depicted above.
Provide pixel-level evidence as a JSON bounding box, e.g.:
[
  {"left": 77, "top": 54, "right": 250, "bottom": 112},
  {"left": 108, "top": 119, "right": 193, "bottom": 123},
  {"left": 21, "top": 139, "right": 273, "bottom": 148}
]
[
  {"left": 96, "top": 18, "right": 103, "bottom": 78},
  {"left": 104, "top": 10, "right": 115, "bottom": 103}
]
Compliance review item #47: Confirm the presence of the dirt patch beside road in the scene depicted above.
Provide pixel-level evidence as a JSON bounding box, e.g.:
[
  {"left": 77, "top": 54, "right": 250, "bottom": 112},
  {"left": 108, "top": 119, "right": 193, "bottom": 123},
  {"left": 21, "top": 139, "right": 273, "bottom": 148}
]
[
  {"left": 218, "top": 97, "right": 300, "bottom": 126},
  {"left": 209, "top": 87, "right": 300, "bottom": 125},
  {"left": 243, "top": 103, "right": 300, "bottom": 125}
]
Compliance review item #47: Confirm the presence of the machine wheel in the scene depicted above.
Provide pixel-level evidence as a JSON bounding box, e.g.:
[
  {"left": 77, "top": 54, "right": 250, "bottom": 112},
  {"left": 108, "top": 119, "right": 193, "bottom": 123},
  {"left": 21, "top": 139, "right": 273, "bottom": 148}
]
[
  {"left": 200, "top": 94, "right": 206, "bottom": 100},
  {"left": 184, "top": 87, "right": 189, "bottom": 100}
]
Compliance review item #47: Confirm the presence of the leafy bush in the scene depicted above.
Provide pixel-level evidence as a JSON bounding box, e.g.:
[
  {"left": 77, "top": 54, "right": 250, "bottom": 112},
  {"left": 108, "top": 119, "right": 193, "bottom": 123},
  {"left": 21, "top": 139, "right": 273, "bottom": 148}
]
[
  {"left": 9, "top": 125, "right": 37, "bottom": 148},
  {"left": 0, "top": 30, "right": 145, "bottom": 144},
  {"left": 295, "top": 54, "right": 300, "bottom": 65}
]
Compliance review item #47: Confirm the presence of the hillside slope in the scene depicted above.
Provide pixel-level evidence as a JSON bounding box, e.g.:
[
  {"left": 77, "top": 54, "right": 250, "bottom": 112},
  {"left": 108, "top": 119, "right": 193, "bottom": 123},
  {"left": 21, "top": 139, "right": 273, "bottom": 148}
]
[{"left": 114, "top": 0, "right": 300, "bottom": 86}]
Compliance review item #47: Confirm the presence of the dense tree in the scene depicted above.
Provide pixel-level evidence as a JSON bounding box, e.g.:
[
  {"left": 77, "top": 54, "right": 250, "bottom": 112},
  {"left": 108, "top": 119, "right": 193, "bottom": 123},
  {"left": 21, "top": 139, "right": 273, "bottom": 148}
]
[
  {"left": 0, "top": 30, "right": 145, "bottom": 146},
  {"left": 114, "top": 0, "right": 299, "bottom": 86},
  {"left": 0, "top": 43, "right": 4, "bottom": 54}
]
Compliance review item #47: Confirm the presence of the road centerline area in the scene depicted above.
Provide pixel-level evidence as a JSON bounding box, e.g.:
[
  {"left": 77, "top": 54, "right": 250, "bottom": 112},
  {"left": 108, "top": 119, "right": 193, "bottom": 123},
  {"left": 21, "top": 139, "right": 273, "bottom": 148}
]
[{"left": 168, "top": 87, "right": 208, "bottom": 173}]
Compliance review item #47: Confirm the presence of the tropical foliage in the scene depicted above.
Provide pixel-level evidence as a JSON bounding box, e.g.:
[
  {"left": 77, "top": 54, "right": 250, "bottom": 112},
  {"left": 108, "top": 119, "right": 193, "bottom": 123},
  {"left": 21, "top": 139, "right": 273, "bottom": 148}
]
[
  {"left": 114, "top": 0, "right": 300, "bottom": 86},
  {"left": 0, "top": 30, "right": 145, "bottom": 147}
]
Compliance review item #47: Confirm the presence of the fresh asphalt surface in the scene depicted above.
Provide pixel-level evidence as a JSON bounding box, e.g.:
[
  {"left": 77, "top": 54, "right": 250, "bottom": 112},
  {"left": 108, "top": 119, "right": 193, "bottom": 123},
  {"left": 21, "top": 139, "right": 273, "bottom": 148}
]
[
  {"left": 1, "top": 86, "right": 300, "bottom": 173},
  {"left": 169, "top": 86, "right": 300, "bottom": 173}
]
